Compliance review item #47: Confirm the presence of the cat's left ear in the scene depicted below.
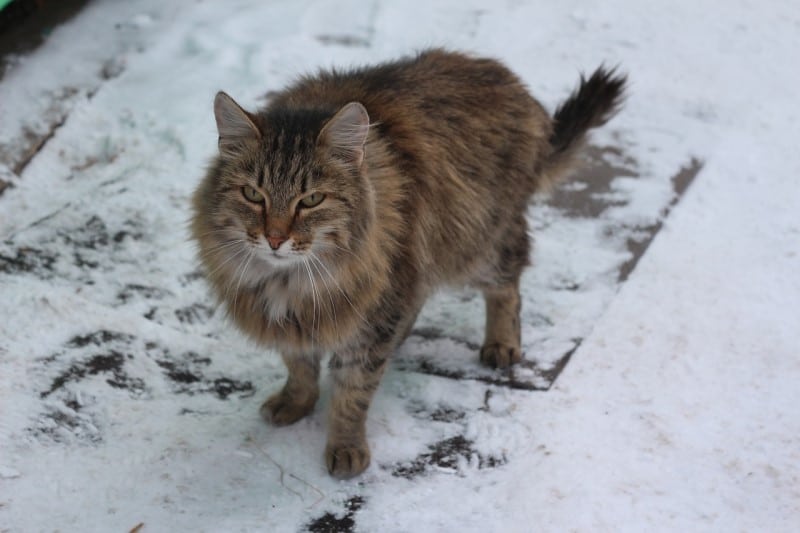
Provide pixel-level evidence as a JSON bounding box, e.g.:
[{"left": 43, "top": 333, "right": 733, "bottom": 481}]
[
  {"left": 214, "top": 91, "right": 260, "bottom": 153},
  {"left": 318, "top": 102, "right": 370, "bottom": 167}
]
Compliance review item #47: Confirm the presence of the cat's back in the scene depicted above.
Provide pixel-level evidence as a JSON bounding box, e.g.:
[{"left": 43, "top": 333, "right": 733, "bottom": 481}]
[{"left": 270, "top": 49, "right": 550, "bottom": 141}]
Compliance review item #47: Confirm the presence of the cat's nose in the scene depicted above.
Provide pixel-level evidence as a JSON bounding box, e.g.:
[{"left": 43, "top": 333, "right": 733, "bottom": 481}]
[{"left": 267, "top": 233, "right": 287, "bottom": 250}]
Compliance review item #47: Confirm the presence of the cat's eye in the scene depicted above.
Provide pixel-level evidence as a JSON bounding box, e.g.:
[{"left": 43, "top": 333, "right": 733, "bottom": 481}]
[
  {"left": 241, "top": 185, "right": 264, "bottom": 203},
  {"left": 299, "top": 192, "right": 326, "bottom": 208}
]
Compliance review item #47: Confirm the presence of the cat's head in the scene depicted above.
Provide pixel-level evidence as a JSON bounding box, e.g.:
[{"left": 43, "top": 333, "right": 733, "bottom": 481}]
[{"left": 192, "top": 92, "right": 374, "bottom": 279}]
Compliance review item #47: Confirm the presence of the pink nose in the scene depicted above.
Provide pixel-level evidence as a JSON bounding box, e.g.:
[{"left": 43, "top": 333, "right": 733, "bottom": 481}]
[{"left": 267, "top": 234, "right": 287, "bottom": 250}]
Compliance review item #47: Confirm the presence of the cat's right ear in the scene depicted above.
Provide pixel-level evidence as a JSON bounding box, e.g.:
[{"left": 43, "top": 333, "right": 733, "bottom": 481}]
[{"left": 214, "top": 92, "right": 260, "bottom": 154}]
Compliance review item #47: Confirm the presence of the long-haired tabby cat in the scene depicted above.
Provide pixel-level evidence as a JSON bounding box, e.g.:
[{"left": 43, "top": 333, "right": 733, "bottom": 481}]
[{"left": 191, "top": 49, "right": 625, "bottom": 478}]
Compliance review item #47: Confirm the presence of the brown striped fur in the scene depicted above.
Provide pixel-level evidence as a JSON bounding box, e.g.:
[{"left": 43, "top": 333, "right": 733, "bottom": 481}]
[{"left": 191, "top": 49, "right": 626, "bottom": 478}]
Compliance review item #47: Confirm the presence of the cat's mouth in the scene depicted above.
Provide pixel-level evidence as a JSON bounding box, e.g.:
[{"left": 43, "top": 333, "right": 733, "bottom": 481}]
[{"left": 253, "top": 239, "right": 308, "bottom": 268}]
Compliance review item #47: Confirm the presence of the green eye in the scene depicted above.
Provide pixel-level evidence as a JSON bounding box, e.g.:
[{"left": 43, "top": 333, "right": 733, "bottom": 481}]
[
  {"left": 241, "top": 186, "right": 264, "bottom": 203},
  {"left": 299, "top": 192, "right": 326, "bottom": 208}
]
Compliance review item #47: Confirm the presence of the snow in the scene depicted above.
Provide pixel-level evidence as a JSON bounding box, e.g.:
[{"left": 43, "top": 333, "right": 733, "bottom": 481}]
[
  {"left": 1, "top": 0, "right": 799, "bottom": 531},
  {"left": 524, "top": 135, "right": 800, "bottom": 531}
]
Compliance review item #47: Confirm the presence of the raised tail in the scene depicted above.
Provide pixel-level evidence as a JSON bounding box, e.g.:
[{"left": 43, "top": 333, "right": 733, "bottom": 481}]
[{"left": 539, "top": 66, "right": 627, "bottom": 189}]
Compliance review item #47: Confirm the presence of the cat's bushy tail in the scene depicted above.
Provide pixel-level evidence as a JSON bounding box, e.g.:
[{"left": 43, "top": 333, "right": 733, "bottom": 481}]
[{"left": 539, "top": 66, "right": 627, "bottom": 189}]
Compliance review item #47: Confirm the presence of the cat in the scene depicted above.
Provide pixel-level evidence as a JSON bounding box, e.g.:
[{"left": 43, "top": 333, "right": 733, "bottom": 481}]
[{"left": 191, "top": 49, "right": 625, "bottom": 478}]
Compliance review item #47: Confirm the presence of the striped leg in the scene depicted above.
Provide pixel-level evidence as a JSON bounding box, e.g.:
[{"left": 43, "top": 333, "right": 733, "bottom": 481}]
[
  {"left": 325, "top": 352, "right": 389, "bottom": 479},
  {"left": 260, "top": 352, "right": 320, "bottom": 426},
  {"left": 478, "top": 215, "right": 528, "bottom": 369}
]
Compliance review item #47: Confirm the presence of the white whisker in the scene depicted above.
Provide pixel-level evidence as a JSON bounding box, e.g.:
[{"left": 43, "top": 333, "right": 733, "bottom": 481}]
[
  {"left": 301, "top": 257, "right": 320, "bottom": 349},
  {"left": 228, "top": 248, "right": 255, "bottom": 322},
  {"left": 202, "top": 238, "right": 246, "bottom": 257},
  {"left": 206, "top": 245, "right": 248, "bottom": 280},
  {"left": 308, "top": 251, "right": 370, "bottom": 330},
  {"left": 308, "top": 254, "right": 338, "bottom": 333},
  {"left": 317, "top": 240, "right": 374, "bottom": 284}
]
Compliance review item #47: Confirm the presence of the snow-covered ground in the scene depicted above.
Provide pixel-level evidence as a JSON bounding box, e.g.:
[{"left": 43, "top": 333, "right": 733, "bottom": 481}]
[{"left": 1, "top": 0, "right": 798, "bottom": 531}]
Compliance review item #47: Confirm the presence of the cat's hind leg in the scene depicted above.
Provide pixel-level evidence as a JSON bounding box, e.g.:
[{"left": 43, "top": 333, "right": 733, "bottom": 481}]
[
  {"left": 480, "top": 282, "right": 522, "bottom": 368},
  {"left": 477, "top": 217, "right": 529, "bottom": 369},
  {"left": 261, "top": 352, "right": 320, "bottom": 426}
]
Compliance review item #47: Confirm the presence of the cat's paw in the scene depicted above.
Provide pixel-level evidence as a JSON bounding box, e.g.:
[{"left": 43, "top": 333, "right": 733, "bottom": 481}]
[
  {"left": 480, "top": 342, "right": 522, "bottom": 369},
  {"left": 260, "top": 391, "right": 317, "bottom": 426},
  {"left": 325, "top": 442, "right": 371, "bottom": 479}
]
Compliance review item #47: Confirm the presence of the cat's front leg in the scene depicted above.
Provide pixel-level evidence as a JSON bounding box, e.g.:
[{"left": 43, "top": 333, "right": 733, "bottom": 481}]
[
  {"left": 261, "top": 352, "right": 320, "bottom": 426},
  {"left": 325, "top": 352, "right": 389, "bottom": 478}
]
